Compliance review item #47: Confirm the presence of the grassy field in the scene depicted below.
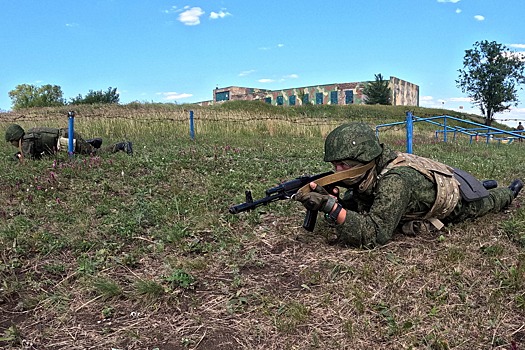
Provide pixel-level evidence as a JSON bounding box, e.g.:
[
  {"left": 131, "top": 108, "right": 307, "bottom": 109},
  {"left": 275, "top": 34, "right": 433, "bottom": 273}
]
[{"left": 1, "top": 102, "right": 524, "bottom": 349}]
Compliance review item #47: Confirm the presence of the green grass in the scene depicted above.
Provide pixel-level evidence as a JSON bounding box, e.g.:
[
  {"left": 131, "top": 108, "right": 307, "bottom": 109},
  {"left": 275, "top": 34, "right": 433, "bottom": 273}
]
[{"left": 0, "top": 102, "right": 524, "bottom": 349}]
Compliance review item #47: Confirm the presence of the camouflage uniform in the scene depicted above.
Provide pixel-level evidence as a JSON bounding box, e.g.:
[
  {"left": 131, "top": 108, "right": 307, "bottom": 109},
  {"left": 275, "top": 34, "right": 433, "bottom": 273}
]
[
  {"left": 5, "top": 124, "right": 132, "bottom": 160},
  {"left": 308, "top": 123, "right": 520, "bottom": 248},
  {"left": 20, "top": 127, "right": 96, "bottom": 159}
]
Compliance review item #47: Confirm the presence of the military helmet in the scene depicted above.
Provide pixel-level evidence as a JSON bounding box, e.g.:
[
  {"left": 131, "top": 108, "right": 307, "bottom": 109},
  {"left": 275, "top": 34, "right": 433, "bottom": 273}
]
[
  {"left": 324, "top": 122, "right": 383, "bottom": 163},
  {"left": 5, "top": 124, "right": 25, "bottom": 142}
]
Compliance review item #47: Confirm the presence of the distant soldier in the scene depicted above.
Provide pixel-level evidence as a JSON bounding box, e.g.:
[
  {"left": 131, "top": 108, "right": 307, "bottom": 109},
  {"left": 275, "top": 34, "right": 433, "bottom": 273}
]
[
  {"left": 5, "top": 124, "right": 133, "bottom": 161},
  {"left": 294, "top": 122, "right": 523, "bottom": 248},
  {"left": 517, "top": 122, "right": 524, "bottom": 142}
]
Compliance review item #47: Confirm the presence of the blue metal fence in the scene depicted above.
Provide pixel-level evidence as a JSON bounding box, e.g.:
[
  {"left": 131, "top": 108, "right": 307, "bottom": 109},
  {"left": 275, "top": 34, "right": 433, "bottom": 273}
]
[{"left": 376, "top": 112, "right": 525, "bottom": 154}]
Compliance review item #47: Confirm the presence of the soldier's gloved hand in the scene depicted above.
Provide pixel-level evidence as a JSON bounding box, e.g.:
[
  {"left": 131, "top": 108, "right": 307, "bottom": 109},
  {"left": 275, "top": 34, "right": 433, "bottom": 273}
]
[
  {"left": 324, "top": 184, "right": 341, "bottom": 201},
  {"left": 10, "top": 152, "right": 22, "bottom": 161},
  {"left": 294, "top": 182, "right": 337, "bottom": 213}
]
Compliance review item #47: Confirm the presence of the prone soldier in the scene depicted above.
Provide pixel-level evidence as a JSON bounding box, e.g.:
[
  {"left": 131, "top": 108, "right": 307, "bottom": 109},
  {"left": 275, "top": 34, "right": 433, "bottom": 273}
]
[
  {"left": 294, "top": 122, "right": 523, "bottom": 248},
  {"left": 5, "top": 123, "right": 133, "bottom": 161}
]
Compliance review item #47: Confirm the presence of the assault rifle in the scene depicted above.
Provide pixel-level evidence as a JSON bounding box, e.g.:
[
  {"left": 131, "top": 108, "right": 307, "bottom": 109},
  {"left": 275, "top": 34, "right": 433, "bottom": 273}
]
[{"left": 229, "top": 171, "right": 334, "bottom": 232}]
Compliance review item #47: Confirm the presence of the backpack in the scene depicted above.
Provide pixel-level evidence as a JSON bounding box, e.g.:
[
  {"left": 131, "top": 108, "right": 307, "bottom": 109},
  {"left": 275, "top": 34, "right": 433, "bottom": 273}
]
[{"left": 22, "top": 127, "right": 60, "bottom": 159}]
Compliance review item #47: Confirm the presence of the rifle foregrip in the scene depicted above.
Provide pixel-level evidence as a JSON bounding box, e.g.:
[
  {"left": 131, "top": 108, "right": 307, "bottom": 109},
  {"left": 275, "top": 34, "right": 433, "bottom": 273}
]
[{"left": 303, "top": 209, "right": 318, "bottom": 232}]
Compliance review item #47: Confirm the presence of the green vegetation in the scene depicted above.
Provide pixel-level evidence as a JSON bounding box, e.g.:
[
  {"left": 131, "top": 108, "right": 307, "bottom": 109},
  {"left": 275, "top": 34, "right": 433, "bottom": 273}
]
[
  {"left": 0, "top": 102, "right": 524, "bottom": 349},
  {"left": 8, "top": 85, "right": 120, "bottom": 110},
  {"left": 69, "top": 87, "right": 120, "bottom": 105},
  {"left": 8, "top": 84, "right": 65, "bottom": 110},
  {"left": 457, "top": 40, "right": 525, "bottom": 126},
  {"left": 362, "top": 73, "right": 392, "bottom": 105}
]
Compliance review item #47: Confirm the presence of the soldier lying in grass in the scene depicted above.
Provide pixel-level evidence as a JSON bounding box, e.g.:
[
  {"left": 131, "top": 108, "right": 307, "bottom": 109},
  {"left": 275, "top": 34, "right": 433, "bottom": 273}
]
[
  {"left": 5, "top": 123, "right": 133, "bottom": 161},
  {"left": 294, "top": 122, "right": 523, "bottom": 248}
]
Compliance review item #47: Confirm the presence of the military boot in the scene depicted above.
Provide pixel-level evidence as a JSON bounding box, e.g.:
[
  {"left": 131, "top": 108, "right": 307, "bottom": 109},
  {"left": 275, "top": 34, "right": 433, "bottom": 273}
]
[
  {"left": 508, "top": 179, "right": 523, "bottom": 198},
  {"left": 124, "top": 141, "right": 133, "bottom": 155},
  {"left": 482, "top": 180, "right": 498, "bottom": 190},
  {"left": 86, "top": 138, "right": 103, "bottom": 149},
  {"left": 114, "top": 141, "right": 133, "bottom": 155}
]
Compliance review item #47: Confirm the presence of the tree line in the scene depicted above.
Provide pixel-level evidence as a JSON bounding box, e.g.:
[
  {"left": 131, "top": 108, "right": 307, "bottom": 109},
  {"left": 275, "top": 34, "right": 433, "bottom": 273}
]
[{"left": 8, "top": 85, "right": 119, "bottom": 110}]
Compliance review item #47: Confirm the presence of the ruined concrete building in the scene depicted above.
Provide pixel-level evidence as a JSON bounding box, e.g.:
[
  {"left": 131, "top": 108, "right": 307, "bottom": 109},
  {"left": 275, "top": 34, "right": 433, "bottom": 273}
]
[{"left": 200, "top": 76, "right": 419, "bottom": 107}]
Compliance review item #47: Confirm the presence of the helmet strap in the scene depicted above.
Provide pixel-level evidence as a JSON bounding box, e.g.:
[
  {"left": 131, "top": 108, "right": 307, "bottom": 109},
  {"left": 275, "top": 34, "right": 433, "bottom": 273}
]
[{"left": 357, "top": 165, "right": 377, "bottom": 193}]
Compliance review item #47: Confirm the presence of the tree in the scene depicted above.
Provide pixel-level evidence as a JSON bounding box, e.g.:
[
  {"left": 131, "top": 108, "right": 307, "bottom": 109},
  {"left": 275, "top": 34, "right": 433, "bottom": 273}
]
[
  {"left": 8, "top": 84, "right": 65, "bottom": 110},
  {"left": 456, "top": 40, "right": 525, "bottom": 126},
  {"left": 69, "top": 87, "right": 120, "bottom": 105},
  {"left": 362, "top": 73, "right": 392, "bottom": 105}
]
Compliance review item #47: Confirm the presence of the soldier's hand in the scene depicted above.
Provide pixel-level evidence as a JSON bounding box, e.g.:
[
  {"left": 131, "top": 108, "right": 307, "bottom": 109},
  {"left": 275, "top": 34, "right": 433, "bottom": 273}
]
[
  {"left": 10, "top": 152, "right": 22, "bottom": 162},
  {"left": 294, "top": 182, "right": 336, "bottom": 213},
  {"left": 324, "top": 184, "right": 341, "bottom": 201}
]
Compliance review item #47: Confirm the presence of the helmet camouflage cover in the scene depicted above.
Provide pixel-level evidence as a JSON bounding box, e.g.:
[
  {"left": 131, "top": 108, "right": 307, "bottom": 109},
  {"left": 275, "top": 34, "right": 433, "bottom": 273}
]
[
  {"left": 5, "top": 124, "right": 25, "bottom": 142},
  {"left": 324, "top": 122, "right": 383, "bottom": 163}
]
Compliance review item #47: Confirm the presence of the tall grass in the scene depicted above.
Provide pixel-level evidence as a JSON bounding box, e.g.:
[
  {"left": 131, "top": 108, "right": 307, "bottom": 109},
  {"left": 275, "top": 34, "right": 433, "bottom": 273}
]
[{"left": 0, "top": 102, "right": 524, "bottom": 349}]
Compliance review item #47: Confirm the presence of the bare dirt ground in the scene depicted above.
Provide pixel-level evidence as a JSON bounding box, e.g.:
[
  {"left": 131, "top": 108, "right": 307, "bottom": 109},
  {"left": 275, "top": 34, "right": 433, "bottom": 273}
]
[{"left": 1, "top": 202, "right": 524, "bottom": 350}]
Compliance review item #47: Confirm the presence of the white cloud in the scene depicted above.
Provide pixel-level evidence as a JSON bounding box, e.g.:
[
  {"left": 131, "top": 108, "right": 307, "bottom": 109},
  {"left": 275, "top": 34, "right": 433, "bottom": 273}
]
[
  {"left": 259, "top": 44, "right": 285, "bottom": 51},
  {"left": 455, "top": 8, "right": 462, "bottom": 14},
  {"left": 158, "top": 92, "right": 193, "bottom": 100},
  {"left": 164, "top": 6, "right": 178, "bottom": 14},
  {"left": 437, "top": 0, "right": 460, "bottom": 3},
  {"left": 210, "top": 10, "right": 231, "bottom": 20},
  {"left": 178, "top": 7, "right": 205, "bottom": 26},
  {"left": 450, "top": 97, "right": 472, "bottom": 102},
  {"left": 509, "top": 44, "right": 525, "bottom": 49},
  {"left": 494, "top": 107, "right": 525, "bottom": 128},
  {"left": 420, "top": 96, "right": 477, "bottom": 111},
  {"left": 283, "top": 74, "right": 299, "bottom": 79},
  {"left": 239, "top": 70, "right": 256, "bottom": 77},
  {"left": 474, "top": 15, "right": 485, "bottom": 21},
  {"left": 258, "top": 79, "right": 275, "bottom": 83},
  {"left": 65, "top": 23, "right": 79, "bottom": 27}
]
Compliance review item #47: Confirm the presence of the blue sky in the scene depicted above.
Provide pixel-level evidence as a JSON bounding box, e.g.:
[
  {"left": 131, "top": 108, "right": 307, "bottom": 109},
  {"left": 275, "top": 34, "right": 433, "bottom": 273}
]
[{"left": 1, "top": 0, "right": 525, "bottom": 126}]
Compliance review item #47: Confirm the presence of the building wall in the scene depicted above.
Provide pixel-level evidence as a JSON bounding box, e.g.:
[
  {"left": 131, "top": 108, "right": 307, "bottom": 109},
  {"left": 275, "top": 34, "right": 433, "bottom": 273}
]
[
  {"left": 204, "top": 76, "right": 419, "bottom": 107},
  {"left": 389, "top": 77, "right": 419, "bottom": 106},
  {"left": 213, "top": 86, "right": 270, "bottom": 102},
  {"left": 264, "top": 82, "right": 367, "bottom": 106}
]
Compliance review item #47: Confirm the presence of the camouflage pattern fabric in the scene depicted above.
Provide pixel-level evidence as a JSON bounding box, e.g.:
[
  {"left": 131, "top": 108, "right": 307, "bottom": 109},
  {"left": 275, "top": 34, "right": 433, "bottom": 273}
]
[
  {"left": 20, "top": 127, "right": 98, "bottom": 159},
  {"left": 324, "top": 123, "right": 383, "bottom": 163},
  {"left": 333, "top": 144, "right": 515, "bottom": 248}
]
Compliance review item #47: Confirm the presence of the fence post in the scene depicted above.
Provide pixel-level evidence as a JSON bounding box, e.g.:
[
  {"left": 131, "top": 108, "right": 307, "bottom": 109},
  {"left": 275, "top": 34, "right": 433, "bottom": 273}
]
[
  {"left": 189, "top": 110, "right": 195, "bottom": 140},
  {"left": 68, "top": 111, "right": 75, "bottom": 158},
  {"left": 443, "top": 116, "right": 448, "bottom": 143},
  {"left": 406, "top": 111, "right": 413, "bottom": 154}
]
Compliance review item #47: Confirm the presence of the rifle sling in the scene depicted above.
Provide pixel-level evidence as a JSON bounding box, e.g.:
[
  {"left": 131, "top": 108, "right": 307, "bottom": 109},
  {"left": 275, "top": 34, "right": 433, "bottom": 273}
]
[
  {"left": 18, "top": 139, "right": 24, "bottom": 162},
  {"left": 297, "top": 161, "right": 375, "bottom": 195}
]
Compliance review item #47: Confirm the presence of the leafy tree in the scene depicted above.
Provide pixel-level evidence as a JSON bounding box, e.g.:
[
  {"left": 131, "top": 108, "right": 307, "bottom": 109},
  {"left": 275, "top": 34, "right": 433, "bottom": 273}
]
[
  {"left": 362, "top": 73, "right": 392, "bottom": 105},
  {"left": 69, "top": 87, "right": 120, "bottom": 105},
  {"left": 456, "top": 40, "right": 525, "bottom": 126},
  {"left": 8, "top": 84, "right": 65, "bottom": 110}
]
